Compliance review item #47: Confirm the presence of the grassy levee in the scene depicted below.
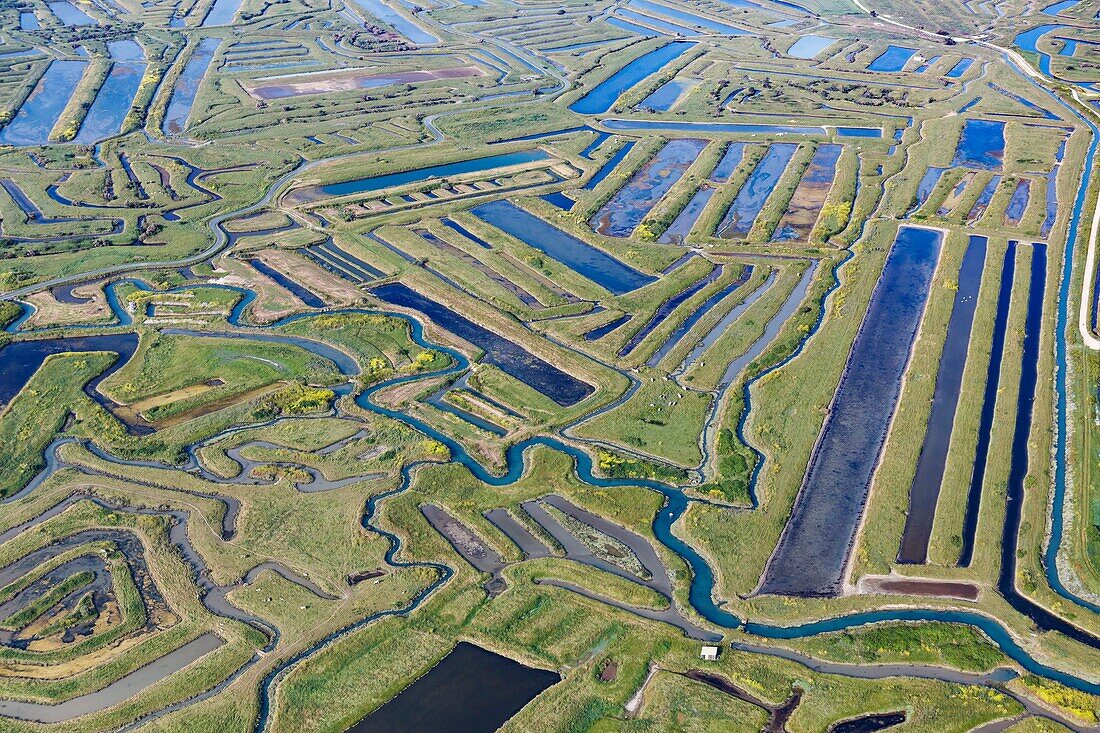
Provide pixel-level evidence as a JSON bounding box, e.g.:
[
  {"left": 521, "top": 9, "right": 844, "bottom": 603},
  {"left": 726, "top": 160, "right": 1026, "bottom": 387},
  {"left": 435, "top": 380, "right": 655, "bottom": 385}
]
[
  {"left": 611, "top": 46, "right": 707, "bottom": 114},
  {"left": 433, "top": 106, "right": 585, "bottom": 145},
  {"left": 234, "top": 440, "right": 1018, "bottom": 733},
  {"left": 60, "top": 440, "right": 411, "bottom": 593},
  {"left": 98, "top": 331, "right": 346, "bottom": 423},
  {"left": 642, "top": 264, "right": 773, "bottom": 370},
  {"left": 2, "top": 569, "right": 96, "bottom": 630},
  {"left": 0, "top": 143, "right": 297, "bottom": 290},
  {"left": 812, "top": 144, "right": 860, "bottom": 244},
  {"left": 700, "top": 257, "right": 834, "bottom": 502},
  {"left": 605, "top": 263, "right": 755, "bottom": 370},
  {"left": 374, "top": 224, "right": 546, "bottom": 318},
  {"left": 1063, "top": 119, "right": 1100, "bottom": 600},
  {"left": 365, "top": 265, "right": 630, "bottom": 427},
  {"left": 784, "top": 620, "right": 1009, "bottom": 672},
  {"left": 574, "top": 375, "right": 713, "bottom": 467},
  {"left": 199, "top": 414, "right": 432, "bottom": 482},
  {"left": 680, "top": 266, "right": 804, "bottom": 390},
  {"left": 594, "top": 256, "right": 716, "bottom": 357},
  {"left": 571, "top": 136, "right": 668, "bottom": 223},
  {"left": 420, "top": 215, "right": 571, "bottom": 307},
  {"left": 614, "top": 669, "right": 768, "bottom": 732},
  {"left": 557, "top": 38, "right": 663, "bottom": 110}
]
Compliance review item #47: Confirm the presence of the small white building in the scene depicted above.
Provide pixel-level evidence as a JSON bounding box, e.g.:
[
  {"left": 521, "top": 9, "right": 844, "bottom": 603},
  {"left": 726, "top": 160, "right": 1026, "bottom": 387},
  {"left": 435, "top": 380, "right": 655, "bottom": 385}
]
[{"left": 700, "top": 645, "right": 720, "bottom": 661}]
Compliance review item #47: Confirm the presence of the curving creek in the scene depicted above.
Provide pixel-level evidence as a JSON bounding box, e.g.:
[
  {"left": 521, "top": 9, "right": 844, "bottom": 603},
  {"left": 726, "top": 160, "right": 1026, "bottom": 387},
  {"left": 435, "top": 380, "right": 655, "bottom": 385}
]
[
  {"left": 3, "top": 257, "right": 1100, "bottom": 730},
  {"left": 2, "top": 45, "right": 1100, "bottom": 732}
]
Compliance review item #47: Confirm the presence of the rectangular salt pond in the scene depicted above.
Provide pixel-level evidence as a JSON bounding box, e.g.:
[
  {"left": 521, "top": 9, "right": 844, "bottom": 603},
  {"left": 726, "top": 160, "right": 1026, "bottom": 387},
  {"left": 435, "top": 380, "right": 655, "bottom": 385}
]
[
  {"left": 108, "top": 40, "right": 144, "bottom": 61},
  {"left": 48, "top": 1, "right": 96, "bottom": 24},
  {"left": 1041, "top": 172, "right": 1058, "bottom": 237},
  {"left": 660, "top": 188, "right": 715, "bottom": 244},
  {"left": 19, "top": 11, "right": 40, "bottom": 29},
  {"left": 628, "top": 0, "right": 749, "bottom": 34},
  {"left": 717, "top": 143, "right": 798, "bottom": 238},
  {"left": 591, "top": 138, "right": 708, "bottom": 237},
  {"left": 945, "top": 57, "right": 974, "bottom": 77},
  {"left": 617, "top": 8, "right": 694, "bottom": 35},
  {"left": 759, "top": 226, "right": 942, "bottom": 596},
  {"left": 162, "top": 38, "right": 220, "bottom": 135},
  {"left": 710, "top": 142, "right": 746, "bottom": 182},
  {"left": 771, "top": 143, "right": 842, "bottom": 241},
  {"left": 472, "top": 200, "right": 655, "bottom": 295},
  {"left": 606, "top": 16, "right": 665, "bottom": 38},
  {"left": 372, "top": 283, "right": 594, "bottom": 406},
  {"left": 0, "top": 60, "right": 87, "bottom": 146},
  {"left": 912, "top": 166, "right": 946, "bottom": 211},
  {"left": 569, "top": 41, "right": 695, "bottom": 115},
  {"left": 787, "top": 35, "right": 836, "bottom": 59},
  {"left": 867, "top": 45, "right": 917, "bottom": 72},
  {"left": 345, "top": 643, "right": 559, "bottom": 733},
  {"left": 1004, "top": 179, "right": 1030, "bottom": 225},
  {"left": 74, "top": 61, "right": 145, "bottom": 144},
  {"left": 317, "top": 150, "right": 548, "bottom": 198},
  {"left": 583, "top": 142, "right": 634, "bottom": 190},
  {"left": 201, "top": 0, "right": 244, "bottom": 25},
  {"left": 951, "top": 118, "right": 1005, "bottom": 170},
  {"left": 346, "top": 0, "right": 438, "bottom": 44},
  {"left": 638, "top": 78, "right": 695, "bottom": 111},
  {"left": 968, "top": 175, "right": 1001, "bottom": 221}
]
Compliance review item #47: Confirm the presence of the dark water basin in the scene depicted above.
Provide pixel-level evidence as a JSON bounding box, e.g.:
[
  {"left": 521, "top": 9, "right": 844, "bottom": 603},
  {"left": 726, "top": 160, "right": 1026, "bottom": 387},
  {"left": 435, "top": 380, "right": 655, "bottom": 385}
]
[
  {"left": 830, "top": 711, "right": 907, "bottom": 732},
  {"left": 898, "top": 235, "right": 986, "bottom": 563},
  {"left": 1004, "top": 179, "right": 1030, "bottom": 225},
  {"left": 247, "top": 258, "right": 325, "bottom": 308},
  {"left": 760, "top": 226, "right": 942, "bottom": 596},
  {"left": 583, "top": 141, "right": 634, "bottom": 191},
  {"left": 372, "top": 283, "right": 594, "bottom": 406},
  {"left": 345, "top": 642, "right": 558, "bottom": 733},
  {"left": 0, "top": 333, "right": 139, "bottom": 408}
]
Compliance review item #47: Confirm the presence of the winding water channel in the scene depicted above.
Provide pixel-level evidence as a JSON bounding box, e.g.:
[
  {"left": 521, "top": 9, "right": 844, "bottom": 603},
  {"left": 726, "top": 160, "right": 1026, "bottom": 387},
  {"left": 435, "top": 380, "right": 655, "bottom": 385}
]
[
  {"left": 7, "top": 270, "right": 1100, "bottom": 725},
  {"left": 4, "top": 21, "right": 1100, "bottom": 727}
]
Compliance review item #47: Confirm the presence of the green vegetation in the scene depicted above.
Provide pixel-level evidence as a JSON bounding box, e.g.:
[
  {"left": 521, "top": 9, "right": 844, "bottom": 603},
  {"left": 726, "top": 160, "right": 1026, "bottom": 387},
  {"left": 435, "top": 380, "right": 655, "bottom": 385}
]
[{"left": 0, "top": 2, "right": 1097, "bottom": 731}]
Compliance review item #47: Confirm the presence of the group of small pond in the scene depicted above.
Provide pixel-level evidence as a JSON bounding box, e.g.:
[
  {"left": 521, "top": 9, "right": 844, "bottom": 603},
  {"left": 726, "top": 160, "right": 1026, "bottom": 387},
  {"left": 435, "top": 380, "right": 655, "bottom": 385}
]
[{"left": 5, "top": 1, "right": 1100, "bottom": 728}]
